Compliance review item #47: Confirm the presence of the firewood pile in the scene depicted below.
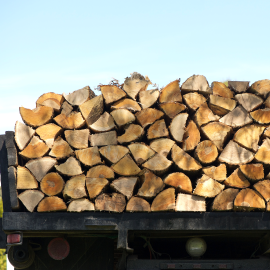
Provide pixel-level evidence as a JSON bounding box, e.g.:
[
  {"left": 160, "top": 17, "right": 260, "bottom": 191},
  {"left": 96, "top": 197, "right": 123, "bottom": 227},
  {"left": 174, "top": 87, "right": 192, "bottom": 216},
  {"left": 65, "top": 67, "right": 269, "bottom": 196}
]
[{"left": 9, "top": 73, "right": 270, "bottom": 213}]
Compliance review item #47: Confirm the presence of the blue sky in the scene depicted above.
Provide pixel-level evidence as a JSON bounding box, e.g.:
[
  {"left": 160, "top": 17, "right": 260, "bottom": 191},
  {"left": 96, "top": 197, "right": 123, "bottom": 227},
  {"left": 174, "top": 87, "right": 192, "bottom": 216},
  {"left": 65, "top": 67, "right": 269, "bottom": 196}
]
[{"left": 1, "top": 0, "right": 270, "bottom": 134}]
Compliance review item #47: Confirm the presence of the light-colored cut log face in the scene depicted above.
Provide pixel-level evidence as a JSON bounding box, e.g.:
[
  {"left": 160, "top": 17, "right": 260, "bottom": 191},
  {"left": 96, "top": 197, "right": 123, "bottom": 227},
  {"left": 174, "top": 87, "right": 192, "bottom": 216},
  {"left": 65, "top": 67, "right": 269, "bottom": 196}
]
[
  {"left": 110, "top": 108, "right": 135, "bottom": 127},
  {"left": 111, "top": 177, "right": 138, "bottom": 200},
  {"left": 193, "top": 175, "right": 224, "bottom": 198},
  {"left": 181, "top": 120, "right": 200, "bottom": 152},
  {"left": 86, "top": 177, "right": 109, "bottom": 200},
  {"left": 209, "top": 95, "right": 236, "bottom": 116},
  {"left": 54, "top": 112, "right": 86, "bottom": 129},
  {"left": 212, "top": 188, "right": 239, "bottom": 211},
  {"left": 159, "top": 102, "right": 186, "bottom": 119},
  {"left": 176, "top": 193, "right": 206, "bottom": 212},
  {"left": 38, "top": 98, "right": 61, "bottom": 112},
  {"left": 126, "top": 197, "right": 150, "bottom": 212},
  {"left": 234, "top": 188, "right": 265, "bottom": 211},
  {"left": 61, "top": 101, "right": 73, "bottom": 116},
  {"left": 18, "top": 190, "right": 44, "bottom": 212},
  {"left": 239, "top": 164, "right": 264, "bottom": 182},
  {"left": 211, "top": 81, "right": 234, "bottom": 99},
  {"left": 49, "top": 137, "right": 73, "bottom": 159},
  {"left": 255, "top": 138, "right": 270, "bottom": 164},
  {"left": 169, "top": 113, "right": 188, "bottom": 143},
  {"left": 159, "top": 80, "right": 182, "bottom": 103},
  {"left": 55, "top": 157, "right": 82, "bottom": 176},
  {"left": 194, "top": 102, "right": 220, "bottom": 126},
  {"left": 136, "top": 108, "right": 164, "bottom": 128},
  {"left": 250, "top": 108, "right": 270, "bottom": 124},
  {"left": 233, "top": 125, "right": 265, "bottom": 152},
  {"left": 150, "top": 138, "right": 175, "bottom": 157},
  {"left": 40, "top": 172, "right": 65, "bottom": 196},
  {"left": 235, "top": 93, "right": 263, "bottom": 112},
  {"left": 254, "top": 180, "right": 270, "bottom": 202},
  {"left": 20, "top": 106, "right": 54, "bottom": 128},
  {"left": 95, "top": 193, "right": 126, "bottom": 213},
  {"left": 142, "top": 153, "right": 172, "bottom": 175},
  {"left": 139, "top": 89, "right": 159, "bottom": 109},
  {"left": 128, "top": 143, "right": 155, "bottom": 165},
  {"left": 264, "top": 126, "right": 270, "bottom": 139},
  {"left": 36, "top": 123, "right": 62, "bottom": 148},
  {"left": 195, "top": 140, "right": 218, "bottom": 165},
  {"left": 37, "top": 196, "right": 67, "bottom": 212},
  {"left": 250, "top": 79, "right": 270, "bottom": 98},
  {"left": 36, "top": 92, "right": 64, "bottom": 107},
  {"left": 202, "top": 164, "right": 226, "bottom": 182},
  {"left": 75, "top": 147, "right": 102, "bottom": 167},
  {"left": 151, "top": 188, "right": 175, "bottom": 212},
  {"left": 219, "top": 106, "right": 253, "bottom": 128},
  {"left": 90, "top": 131, "right": 118, "bottom": 147},
  {"left": 228, "top": 81, "right": 249, "bottom": 93},
  {"left": 264, "top": 96, "right": 270, "bottom": 109},
  {"left": 63, "top": 86, "right": 90, "bottom": 106},
  {"left": 181, "top": 75, "right": 211, "bottom": 94},
  {"left": 20, "top": 136, "right": 49, "bottom": 159},
  {"left": 164, "top": 172, "right": 192, "bottom": 194},
  {"left": 224, "top": 168, "right": 250, "bottom": 189},
  {"left": 64, "top": 129, "right": 89, "bottom": 149},
  {"left": 89, "top": 112, "right": 116, "bottom": 133},
  {"left": 218, "top": 140, "right": 254, "bottom": 165},
  {"left": 183, "top": 92, "right": 206, "bottom": 111},
  {"left": 99, "top": 145, "right": 129, "bottom": 164},
  {"left": 111, "top": 155, "right": 141, "bottom": 176},
  {"left": 17, "top": 166, "right": 38, "bottom": 189},
  {"left": 100, "top": 85, "right": 126, "bottom": 105},
  {"left": 118, "top": 124, "right": 144, "bottom": 144},
  {"left": 147, "top": 119, "right": 169, "bottom": 140},
  {"left": 137, "top": 169, "right": 165, "bottom": 199},
  {"left": 86, "top": 165, "right": 114, "bottom": 180},
  {"left": 111, "top": 98, "right": 141, "bottom": 112},
  {"left": 171, "top": 144, "right": 202, "bottom": 172},
  {"left": 67, "top": 199, "right": 95, "bottom": 212},
  {"left": 63, "top": 174, "right": 87, "bottom": 199},
  {"left": 15, "top": 121, "right": 35, "bottom": 150}
]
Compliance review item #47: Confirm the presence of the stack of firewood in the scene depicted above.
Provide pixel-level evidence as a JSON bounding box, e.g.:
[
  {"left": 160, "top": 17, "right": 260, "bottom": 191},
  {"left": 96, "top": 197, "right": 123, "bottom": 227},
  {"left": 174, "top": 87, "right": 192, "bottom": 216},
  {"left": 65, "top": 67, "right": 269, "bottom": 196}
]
[{"left": 10, "top": 72, "right": 270, "bottom": 212}]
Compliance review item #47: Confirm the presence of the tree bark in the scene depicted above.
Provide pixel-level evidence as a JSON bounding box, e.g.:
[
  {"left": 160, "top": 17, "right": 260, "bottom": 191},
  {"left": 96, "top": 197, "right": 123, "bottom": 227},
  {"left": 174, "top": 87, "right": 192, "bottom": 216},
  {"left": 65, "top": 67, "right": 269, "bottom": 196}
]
[
  {"left": 95, "top": 193, "right": 126, "bottom": 213},
  {"left": 223, "top": 168, "right": 250, "bottom": 189},
  {"left": 40, "top": 172, "right": 65, "bottom": 196},
  {"left": 14, "top": 121, "right": 35, "bottom": 150},
  {"left": 37, "top": 196, "right": 67, "bottom": 212},
  {"left": 75, "top": 147, "right": 103, "bottom": 167},
  {"left": 18, "top": 190, "right": 44, "bottom": 212},
  {"left": 176, "top": 193, "right": 206, "bottom": 212},
  {"left": 86, "top": 177, "right": 109, "bottom": 200},
  {"left": 164, "top": 172, "right": 192, "bottom": 194},
  {"left": 151, "top": 188, "right": 175, "bottom": 212},
  {"left": 212, "top": 188, "right": 239, "bottom": 211},
  {"left": 111, "top": 155, "right": 141, "bottom": 176},
  {"left": 63, "top": 174, "right": 87, "bottom": 200}
]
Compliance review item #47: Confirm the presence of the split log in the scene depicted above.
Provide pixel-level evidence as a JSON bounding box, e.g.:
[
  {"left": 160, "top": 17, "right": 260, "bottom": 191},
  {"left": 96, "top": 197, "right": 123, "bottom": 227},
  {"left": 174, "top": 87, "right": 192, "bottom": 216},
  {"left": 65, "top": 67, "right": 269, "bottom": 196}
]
[
  {"left": 235, "top": 93, "right": 263, "bottom": 112},
  {"left": 17, "top": 166, "right": 38, "bottom": 189},
  {"left": 164, "top": 172, "right": 192, "bottom": 194},
  {"left": 111, "top": 98, "right": 141, "bottom": 112},
  {"left": 54, "top": 112, "right": 86, "bottom": 129},
  {"left": 55, "top": 157, "right": 82, "bottom": 176},
  {"left": 219, "top": 106, "right": 253, "bottom": 128},
  {"left": 40, "top": 172, "right": 65, "bottom": 196},
  {"left": 37, "top": 98, "right": 61, "bottom": 112},
  {"left": 159, "top": 102, "right": 186, "bottom": 119},
  {"left": 175, "top": 193, "right": 206, "bottom": 212},
  {"left": 99, "top": 145, "right": 129, "bottom": 164},
  {"left": 211, "top": 81, "right": 234, "bottom": 99},
  {"left": 111, "top": 155, "right": 141, "bottom": 176},
  {"left": 35, "top": 123, "right": 62, "bottom": 148},
  {"left": 20, "top": 106, "right": 54, "bottom": 128},
  {"left": 193, "top": 175, "right": 224, "bottom": 198},
  {"left": 223, "top": 168, "right": 250, "bottom": 189},
  {"left": 228, "top": 81, "right": 249, "bottom": 93},
  {"left": 201, "top": 122, "right": 232, "bottom": 151},
  {"left": 136, "top": 108, "right": 164, "bottom": 128},
  {"left": 139, "top": 89, "right": 159, "bottom": 109},
  {"left": 182, "top": 92, "right": 206, "bottom": 112},
  {"left": 169, "top": 113, "right": 188, "bottom": 143},
  {"left": 14, "top": 121, "right": 35, "bottom": 150},
  {"left": 75, "top": 147, "right": 103, "bottom": 167},
  {"left": 264, "top": 126, "right": 270, "bottom": 139},
  {"left": 250, "top": 108, "right": 270, "bottom": 124},
  {"left": 118, "top": 124, "right": 144, "bottom": 144},
  {"left": 149, "top": 138, "right": 175, "bottom": 157},
  {"left": 159, "top": 80, "right": 182, "bottom": 103},
  {"left": 95, "top": 193, "right": 126, "bottom": 213},
  {"left": 37, "top": 196, "right": 67, "bottom": 212},
  {"left": 194, "top": 102, "right": 220, "bottom": 127},
  {"left": 86, "top": 165, "right": 114, "bottom": 180},
  {"left": 67, "top": 199, "right": 95, "bottom": 212},
  {"left": 25, "top": 157, "right": 57, "bottom": 182},
  {"left": 20, "top": 136, "right": 49, "bottom": 159},
  {"left": 142, "top": 153, "right": 172, "bottom": 175},
  {"left": 36, "top": 92, "right": 64, "bottom": 107},
  {"left": 250, "top": 79, "right": 270, "bottom": 98},
  {"left": 128, "top": 143, "right": 155, "bottom": 165},
  {"left": 147, "top": 119, "right": 169, "bottom": 140},
  {"left": 255, "top": 138, "right": 270, "bottom": 164},
  {"left": 79, "top": 95, "right": 104, "bottom": 126},
  {"left": 18, "top": 190, "right": 44, "bottom": 212},
  {"left": 195, "top": 140, "right": 218, "bottom": 165},
  {"left": 171, "top": 144, "right": 202, "bottom": 173},
  {"left": 254, "top": 180, "right": 270, "bottom": 202},
  {"left": 233, "top": 125, "right": 265, "bottom": 152},
  {"left": 100, "top": 85, "right": 126, "bottom": 105},
  {"left": 264, "top": 96, "right": 270, "bottom": 108},
  {"left": 63, "top": 86, "right": 92, "bottom": 106},
  {"left": 110, "top": 177, "right": 138, "bottom": 200},
  {"left": 137, "top": 169, "right": 165, "bottom": 199},
  {"left": 212, "top": 188, "right": 239, "bottom": 211},
  {"left": 63, "top": 174, "right": 87, "bottom": 200},
  {"left": 209, "top": 95, "right": 236, "bottom": 116},
  {"left": 61, "top": 101, "right": 73, "bottom": 116},
  {"left": 151, "top": 188, "right": 175, "bottom": 212},
  {"left": 110, "top": 109, "right": 135, "bottom": 127},
  {"left": 64, "top": 129, "right": 89, "bottom": 149},
  {"left": 49, "top": 137, "right": 73, "bottom": 159},
  {"left": 234, "top": 188, "right": 265, "bottom": 211},
  {"left": 181, "top": 120, "right": 200, "bottom": 152},
  {"left": 239, "top": 163, "right": 264, "bottom": 182},
  {"left": 89, "top": 112, "right": 116, "bottom": 133},
  {"left": 90, "top": 131, "right": 117, "bottom": 146},
  {"left": 202, "top": 164, "right": 226, "bottom": 182},
  {"left": 181, "top": 75, "right": 212, "bottom": 95},
  {"left": 126, "top": 197, "right": 150, "bottom": 212},
  {"left": 86, "top": 177, "right": 109, "bottom": 200}
]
